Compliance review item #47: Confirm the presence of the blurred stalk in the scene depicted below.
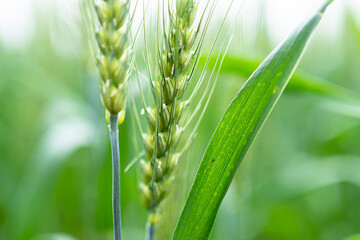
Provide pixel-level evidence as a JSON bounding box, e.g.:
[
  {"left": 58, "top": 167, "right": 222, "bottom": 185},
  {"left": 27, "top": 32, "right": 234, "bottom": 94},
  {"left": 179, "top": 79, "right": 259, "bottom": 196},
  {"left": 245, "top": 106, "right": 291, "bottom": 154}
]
[
  {"left": 109, "top": 115, "right": 122, "bottom": 240},
  {"left": 146, "top": 212, "right": 155, "bottom": 240}
]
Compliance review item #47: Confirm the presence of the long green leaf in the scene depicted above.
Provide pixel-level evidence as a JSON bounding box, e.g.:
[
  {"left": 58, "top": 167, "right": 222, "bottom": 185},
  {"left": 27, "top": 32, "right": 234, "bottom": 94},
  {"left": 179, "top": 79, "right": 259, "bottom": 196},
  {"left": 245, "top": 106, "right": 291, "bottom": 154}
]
[
  {"left": 172, "top": 1, "right": 334, "bottom": 239},
  {"left": 200, "top": 54, "right": 360, "bottom": 106}
]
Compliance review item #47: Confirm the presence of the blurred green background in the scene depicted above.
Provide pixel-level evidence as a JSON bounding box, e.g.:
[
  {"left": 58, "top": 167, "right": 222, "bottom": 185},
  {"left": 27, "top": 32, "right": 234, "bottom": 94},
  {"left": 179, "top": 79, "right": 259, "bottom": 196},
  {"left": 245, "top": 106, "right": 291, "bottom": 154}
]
[{"left": 1, "top": 0, "right": 360, "bottom": 239}]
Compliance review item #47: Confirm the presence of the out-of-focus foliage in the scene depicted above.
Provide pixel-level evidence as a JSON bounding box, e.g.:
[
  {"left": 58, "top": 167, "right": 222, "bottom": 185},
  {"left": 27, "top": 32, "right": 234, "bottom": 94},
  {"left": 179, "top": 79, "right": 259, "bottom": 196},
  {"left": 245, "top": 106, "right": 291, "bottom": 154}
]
[{"left": 0, "top": 1, "right": 359, "bottom": 240}]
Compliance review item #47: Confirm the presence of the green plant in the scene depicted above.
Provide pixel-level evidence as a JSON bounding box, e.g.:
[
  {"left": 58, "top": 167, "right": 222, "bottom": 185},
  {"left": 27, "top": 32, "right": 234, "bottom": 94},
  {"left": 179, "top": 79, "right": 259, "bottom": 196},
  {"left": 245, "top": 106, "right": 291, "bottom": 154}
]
[
  {"left": 86, "top": 0, "right": 335, "bottom": 239},
  {"left": 4, "top": 0, "right": 360, "bottom": 239},
  {"left": 83, "top": 0, "right": 132, "bottom": 239}
]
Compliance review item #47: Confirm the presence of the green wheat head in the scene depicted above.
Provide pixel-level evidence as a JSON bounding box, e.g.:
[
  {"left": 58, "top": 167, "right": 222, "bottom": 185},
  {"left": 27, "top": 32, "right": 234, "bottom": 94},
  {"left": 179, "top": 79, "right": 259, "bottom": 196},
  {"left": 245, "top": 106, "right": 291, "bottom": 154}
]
[
  {"left": 94, "top": 0, "right": 131, "bottom": 123},
  {"left": 138, "top": 0, "right": 213, "bottom": 225}
]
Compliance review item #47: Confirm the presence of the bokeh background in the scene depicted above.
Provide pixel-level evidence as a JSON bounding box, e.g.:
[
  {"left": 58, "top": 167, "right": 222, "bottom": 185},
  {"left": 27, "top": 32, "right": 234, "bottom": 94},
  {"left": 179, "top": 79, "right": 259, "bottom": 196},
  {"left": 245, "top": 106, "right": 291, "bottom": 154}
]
[{"left": 1, "top": 0, "right": 360, "bottom": 239}]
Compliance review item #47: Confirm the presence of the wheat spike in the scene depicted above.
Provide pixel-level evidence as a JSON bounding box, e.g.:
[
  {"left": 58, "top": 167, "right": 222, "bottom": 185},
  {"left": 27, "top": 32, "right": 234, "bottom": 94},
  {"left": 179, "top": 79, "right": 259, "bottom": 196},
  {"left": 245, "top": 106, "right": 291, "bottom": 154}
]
[
  {"left": 138, "top": 0, "right": 210, "bottom": 226},
  {"left": 95, "top": 0, "right": 132, "bottom": 123}
]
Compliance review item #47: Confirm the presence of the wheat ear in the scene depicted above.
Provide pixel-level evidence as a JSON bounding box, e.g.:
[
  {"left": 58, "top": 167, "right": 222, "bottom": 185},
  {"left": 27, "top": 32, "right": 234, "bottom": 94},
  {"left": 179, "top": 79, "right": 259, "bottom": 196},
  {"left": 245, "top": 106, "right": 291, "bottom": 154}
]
[
  {"left": 134, "top": 0, "right": 239, "bottom": 238},
  {"left": 136, "top": 0, "right": 220, "bottom": 238},
  {"left": 93, "top": 0, "right": 132, "bottom": 239}
]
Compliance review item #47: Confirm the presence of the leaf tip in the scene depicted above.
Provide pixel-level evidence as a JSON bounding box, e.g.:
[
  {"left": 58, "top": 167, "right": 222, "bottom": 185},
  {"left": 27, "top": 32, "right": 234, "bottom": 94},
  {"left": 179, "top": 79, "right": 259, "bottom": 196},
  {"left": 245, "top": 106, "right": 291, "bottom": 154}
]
[{"left": 319, "top": 0, "right": 334, "bottom": 15}]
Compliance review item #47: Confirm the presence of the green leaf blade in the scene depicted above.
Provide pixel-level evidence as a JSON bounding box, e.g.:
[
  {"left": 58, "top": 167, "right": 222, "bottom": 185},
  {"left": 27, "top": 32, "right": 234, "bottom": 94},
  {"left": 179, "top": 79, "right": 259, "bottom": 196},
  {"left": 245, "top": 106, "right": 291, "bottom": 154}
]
[{"left": 172, "top": 1, "right": 334, "bottom": 240}]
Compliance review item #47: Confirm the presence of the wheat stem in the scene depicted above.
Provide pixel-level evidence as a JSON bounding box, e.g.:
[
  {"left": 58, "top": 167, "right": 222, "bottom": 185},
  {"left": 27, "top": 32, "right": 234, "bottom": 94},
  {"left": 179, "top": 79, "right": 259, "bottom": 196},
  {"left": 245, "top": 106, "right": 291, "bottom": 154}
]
[
  {"left": 109, "top": 114, "right": 122, "bottom": 240},
  {"left": 82, "top": 0, "right": 135, "bottom": 239},
  {"left": 145, "top": 213, "right": 155, "bottom": 240}
]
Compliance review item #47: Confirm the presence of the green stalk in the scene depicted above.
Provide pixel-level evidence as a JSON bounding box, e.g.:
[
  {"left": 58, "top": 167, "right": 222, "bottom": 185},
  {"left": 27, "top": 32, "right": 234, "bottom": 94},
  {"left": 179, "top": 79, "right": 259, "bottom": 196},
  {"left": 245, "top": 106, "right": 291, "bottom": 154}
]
[
  {"left": 109, "top": 114, "right": 122, "bottom": 240},
  {"left": 145, "top": 213, "right": 155, "bottom": 240}
]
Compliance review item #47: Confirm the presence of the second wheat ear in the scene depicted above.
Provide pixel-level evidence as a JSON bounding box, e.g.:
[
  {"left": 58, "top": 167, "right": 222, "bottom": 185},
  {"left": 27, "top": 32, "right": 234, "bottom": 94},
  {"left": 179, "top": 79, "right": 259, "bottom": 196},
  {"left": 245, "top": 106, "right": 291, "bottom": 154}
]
[
  {"left": 139, "top": 0, "right": 199, "bottom": 220},
  {"left": 136, "top": 0, "right": 222, "bottom": 239}
]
